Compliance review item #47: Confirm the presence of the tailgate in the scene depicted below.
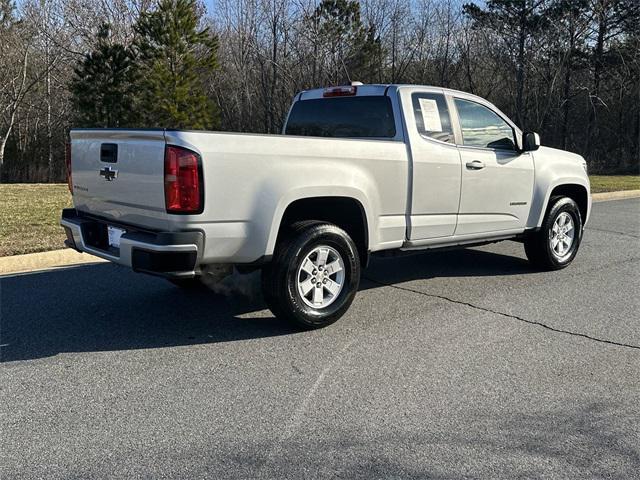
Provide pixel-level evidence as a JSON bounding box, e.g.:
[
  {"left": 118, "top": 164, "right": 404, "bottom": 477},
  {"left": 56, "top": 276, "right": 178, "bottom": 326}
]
[{"left": 70, "top": 129, "right": 169, "bottom": 230}]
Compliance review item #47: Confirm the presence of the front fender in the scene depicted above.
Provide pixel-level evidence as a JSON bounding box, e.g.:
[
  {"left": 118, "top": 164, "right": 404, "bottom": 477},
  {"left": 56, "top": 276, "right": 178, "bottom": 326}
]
[
  {"left": 528, "top": 175, "right": 591, "bottom": 228},
  {"left": 527, "top": 147, "right": 591, "bottom": 228}
]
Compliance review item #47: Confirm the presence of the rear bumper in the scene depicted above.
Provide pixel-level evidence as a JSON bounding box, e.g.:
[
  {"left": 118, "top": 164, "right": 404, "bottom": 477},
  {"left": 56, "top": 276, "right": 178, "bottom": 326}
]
[{"left": 60, "top": 209, "right": 203, "bottom": 279}]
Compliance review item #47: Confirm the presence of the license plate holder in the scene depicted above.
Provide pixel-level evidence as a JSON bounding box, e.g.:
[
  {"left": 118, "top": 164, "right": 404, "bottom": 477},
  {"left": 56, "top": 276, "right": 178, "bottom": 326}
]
[{"left": 107, "top": 225, "right": 126, "bottom": 248}]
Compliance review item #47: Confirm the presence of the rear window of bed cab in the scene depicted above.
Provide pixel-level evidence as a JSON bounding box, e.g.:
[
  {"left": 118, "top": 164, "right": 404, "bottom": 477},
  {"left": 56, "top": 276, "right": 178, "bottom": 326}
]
[{"left": 284, "top": 96, "right": 396, "bottom": 138}]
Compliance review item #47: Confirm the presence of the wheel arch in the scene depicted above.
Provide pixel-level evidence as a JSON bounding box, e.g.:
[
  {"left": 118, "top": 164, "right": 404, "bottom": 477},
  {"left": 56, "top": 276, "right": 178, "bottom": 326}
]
[
  {"left": 547, "top": 184, "right": 589, "bottom": 224},
  {"left": 529, "top": 179, "right": 591, "bottom": 229},
  {"left": 268, "top": 195, "right": 370, "bottom": 267}
]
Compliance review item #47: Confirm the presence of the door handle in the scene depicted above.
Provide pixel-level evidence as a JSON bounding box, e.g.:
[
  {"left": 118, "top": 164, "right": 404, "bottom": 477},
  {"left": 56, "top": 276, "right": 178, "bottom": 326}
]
[{"left": 466, "top": 160, "right": 485, "bottom": 170}]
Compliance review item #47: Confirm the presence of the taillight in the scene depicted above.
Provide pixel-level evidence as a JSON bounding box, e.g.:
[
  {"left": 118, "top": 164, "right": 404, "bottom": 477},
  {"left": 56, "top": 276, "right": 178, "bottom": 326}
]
[
  {"left": 323, "top": 85, "right": 357, "bottom": 97},
  {"left": 65, "top": 142, "right": 73, "bottom": 195},
  {"left": 164, "top": 145, "right": 202, "bottom": 214}
]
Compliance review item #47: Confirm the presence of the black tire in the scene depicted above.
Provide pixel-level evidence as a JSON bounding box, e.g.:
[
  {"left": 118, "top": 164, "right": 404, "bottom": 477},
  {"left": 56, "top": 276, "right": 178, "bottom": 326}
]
[
  {"left": 261, "top": 221, "right": 360, "bottom": 329},
  {"left": 524, "top": 196, "right": 583, "bottom": 270},
  {"left": 167, "top": 277, "right": 205, "bottom": 289}
]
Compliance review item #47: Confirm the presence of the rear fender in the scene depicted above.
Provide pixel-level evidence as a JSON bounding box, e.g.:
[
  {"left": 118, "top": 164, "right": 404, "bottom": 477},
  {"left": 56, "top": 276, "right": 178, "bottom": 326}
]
[{"left": 265, "top": 186, "right": 374, "bottom": 257}]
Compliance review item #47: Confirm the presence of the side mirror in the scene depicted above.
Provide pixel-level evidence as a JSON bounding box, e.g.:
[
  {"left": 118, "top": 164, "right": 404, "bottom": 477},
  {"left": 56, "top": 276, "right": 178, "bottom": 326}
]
[{"left": 522, "top": 131, "right": 540, "bottom": 152}]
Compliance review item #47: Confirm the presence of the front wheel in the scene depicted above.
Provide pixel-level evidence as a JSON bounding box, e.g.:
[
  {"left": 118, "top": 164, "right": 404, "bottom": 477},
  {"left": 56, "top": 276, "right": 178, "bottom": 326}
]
[
  {"left": 524, "top": 196, "right": 583, "bottom": 270},
  {"left": 261, "top": 222, "right": 360, "bottom": 329}
]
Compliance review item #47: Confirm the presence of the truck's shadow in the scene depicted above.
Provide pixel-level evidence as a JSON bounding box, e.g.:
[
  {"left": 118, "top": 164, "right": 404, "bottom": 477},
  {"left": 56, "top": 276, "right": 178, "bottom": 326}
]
[{"left": 1, "top": 247, "right": 533, "bottom": 362}]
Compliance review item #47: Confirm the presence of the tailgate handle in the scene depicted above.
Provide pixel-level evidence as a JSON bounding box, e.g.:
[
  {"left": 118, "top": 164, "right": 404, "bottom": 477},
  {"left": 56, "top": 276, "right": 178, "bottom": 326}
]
[{"left": 100, "top": 143, "right": 118, "bottom": 163}]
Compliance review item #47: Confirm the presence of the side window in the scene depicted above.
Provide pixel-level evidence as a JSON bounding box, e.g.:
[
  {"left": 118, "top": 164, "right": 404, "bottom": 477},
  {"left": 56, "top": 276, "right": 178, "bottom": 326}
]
[
  {"left": 412, "top": 93, "right": 454, "bottom": 144},
  {"left": 453, "top": 98, "right": 516, "bottom": 150}
]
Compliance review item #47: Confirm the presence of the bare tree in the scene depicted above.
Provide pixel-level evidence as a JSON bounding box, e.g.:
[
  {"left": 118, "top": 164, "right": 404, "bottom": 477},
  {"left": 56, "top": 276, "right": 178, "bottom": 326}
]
[{"left": 0, "top": 0, "right": 638, "bottom": 182}]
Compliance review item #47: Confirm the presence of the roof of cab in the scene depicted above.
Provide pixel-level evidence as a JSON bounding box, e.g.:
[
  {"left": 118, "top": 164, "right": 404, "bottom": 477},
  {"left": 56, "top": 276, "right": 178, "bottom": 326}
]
[
  {"left": 296, "top": 83, "right": 485, "bottom": 104},
  {"left": 297, "top": 84, "right": 390, "bottom": 100}
]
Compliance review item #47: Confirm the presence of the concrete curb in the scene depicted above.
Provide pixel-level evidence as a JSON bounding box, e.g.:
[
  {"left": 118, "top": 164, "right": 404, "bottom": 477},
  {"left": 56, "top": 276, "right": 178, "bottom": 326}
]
[
  {"left": 0, "top": 249, "right": 107, "bottom": 277},
  {"left": 0, "top": 189, "right": 638, "bottom": 277},
  {"left": 592, "top": 189, "right": 640, "bottom": 202}
]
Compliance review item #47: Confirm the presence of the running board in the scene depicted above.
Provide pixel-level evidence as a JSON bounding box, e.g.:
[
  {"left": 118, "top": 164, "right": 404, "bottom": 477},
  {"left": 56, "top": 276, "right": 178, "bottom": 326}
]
[{"left": 400, "top": 229, "right": 525, "bottom": 252}]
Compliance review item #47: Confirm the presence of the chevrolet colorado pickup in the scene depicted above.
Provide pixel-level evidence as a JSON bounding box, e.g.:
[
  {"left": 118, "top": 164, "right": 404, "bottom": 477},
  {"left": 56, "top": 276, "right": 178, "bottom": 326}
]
[{"left": 61, "top": 83, "right": 591, "bottom": 328}]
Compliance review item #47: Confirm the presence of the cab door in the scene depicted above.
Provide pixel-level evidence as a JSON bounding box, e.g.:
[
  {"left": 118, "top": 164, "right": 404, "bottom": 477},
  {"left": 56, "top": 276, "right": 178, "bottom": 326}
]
[
  {"left": 399, "top": 88, "right": 462, "bottom": 240},
  {"left": 451, "top": 96, "right": 534, "bottom": 235}
]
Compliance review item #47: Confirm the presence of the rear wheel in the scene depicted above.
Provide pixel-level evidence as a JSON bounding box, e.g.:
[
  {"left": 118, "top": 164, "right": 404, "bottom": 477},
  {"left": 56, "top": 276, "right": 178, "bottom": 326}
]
[
  {"left": 524, "top": 196, "right": 583, "bottom": 270},
  {"left": 262, "top": 222, "right": 360, "bottom": 329}
]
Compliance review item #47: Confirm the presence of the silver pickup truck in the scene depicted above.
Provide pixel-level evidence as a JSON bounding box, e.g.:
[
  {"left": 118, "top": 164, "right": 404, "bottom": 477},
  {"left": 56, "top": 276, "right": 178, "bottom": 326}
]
[{"left": 61, "top": 83, "right": 591, "bottom": 328}]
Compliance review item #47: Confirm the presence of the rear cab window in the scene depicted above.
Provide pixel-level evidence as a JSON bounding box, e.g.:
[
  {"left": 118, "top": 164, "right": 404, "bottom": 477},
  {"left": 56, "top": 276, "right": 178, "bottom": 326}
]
[
  {"left": 284, "top": 96, "right": 396, "bottom": 138},
  {"left": 411, "top": 92, "right": 454, "bottom": 143}
]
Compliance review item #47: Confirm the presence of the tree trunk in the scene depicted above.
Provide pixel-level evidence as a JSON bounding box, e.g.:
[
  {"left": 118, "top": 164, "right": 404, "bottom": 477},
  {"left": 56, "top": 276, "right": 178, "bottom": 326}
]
[
  {"left": 463, "top": 30, "right": 475, "bottom": 94},
  {"left": 269, "top": 2, "right": 278, "bottom": 134},
  {"left": 633, "top": 79, "right": 640, "bottom": 172},
  {"left": 560, "top": 15, "right": 576, "bottom": 150},
  {"left": 515, "top": 0, "right": 527, "bottom": 127},
  {"left": 585, "top": 0, "right": 607, "bottom": 158},
  {"left": 0, "top": 137, "right": 6, "bottom": 183},
  {"left": 391, "top": 15, "right": 397, "bottom": 82},
  {"left": 0, "top": 105, "right": 18, "bottom": 183},
  {"left": 46, "top": 38, "right": 53, "bottom": 182}
]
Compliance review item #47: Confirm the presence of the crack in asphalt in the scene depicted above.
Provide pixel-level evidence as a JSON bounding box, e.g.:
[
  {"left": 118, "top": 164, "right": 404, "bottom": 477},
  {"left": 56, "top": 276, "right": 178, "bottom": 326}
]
[
  {"left": 586, "top": 227, "right": 640, "bottom": 239},
  {"left": 363, "top": 276, "right": 640, "bottom": 351},
  {"left": 260, "top": 338, "right": 358, "bottom": 471},
  {"left": 278, "top": 338, "right": 357, "bottom": 443}
]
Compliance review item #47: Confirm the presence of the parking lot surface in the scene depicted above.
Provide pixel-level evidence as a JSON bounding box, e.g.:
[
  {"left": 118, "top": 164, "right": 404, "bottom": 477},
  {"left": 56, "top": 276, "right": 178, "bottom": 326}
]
[{"left": 1, "top": 199, "right": 639, "bottom": 479}]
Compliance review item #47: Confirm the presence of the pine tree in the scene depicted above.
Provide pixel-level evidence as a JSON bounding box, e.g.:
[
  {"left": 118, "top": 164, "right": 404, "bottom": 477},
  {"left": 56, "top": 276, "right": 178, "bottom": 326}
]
[
  {"left": 134, "top": 0, "right": 218, "bottom": 130},
  {"left": 70, "top": 24, "right": 140, "bottom": 128},
  {"left": 349, "top": 24, "right": 383, "bottom": 83},
  {"left": 308, "top": 0, "right": 383, "bottom": 84}
]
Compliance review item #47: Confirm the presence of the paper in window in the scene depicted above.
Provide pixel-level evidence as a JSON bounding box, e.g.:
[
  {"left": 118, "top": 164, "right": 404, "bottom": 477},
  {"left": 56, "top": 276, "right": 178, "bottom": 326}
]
[{"left": 418, "top": 98, "right": 443, "bottom": 132}]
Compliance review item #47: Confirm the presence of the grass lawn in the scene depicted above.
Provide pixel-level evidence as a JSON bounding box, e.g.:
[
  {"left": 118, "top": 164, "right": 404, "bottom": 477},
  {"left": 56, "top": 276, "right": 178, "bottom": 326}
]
[
  {"left": 0, "top": 176, "right": 639, "bottom": 257},
  {"left": 589, "top": 175, "right": 640, "bottom": 193},
  {"left": 0, "top": 184, "right": 72, "bottom": 257}
]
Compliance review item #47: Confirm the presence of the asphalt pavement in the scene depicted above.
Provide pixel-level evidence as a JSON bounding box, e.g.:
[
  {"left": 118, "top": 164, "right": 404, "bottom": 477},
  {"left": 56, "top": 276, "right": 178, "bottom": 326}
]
[{"left": 1, "top": 198, "right": 639, "bottom": 479}]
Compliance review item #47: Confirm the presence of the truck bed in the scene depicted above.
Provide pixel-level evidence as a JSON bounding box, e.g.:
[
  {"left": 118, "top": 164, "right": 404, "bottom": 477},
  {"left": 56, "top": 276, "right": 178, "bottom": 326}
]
[{"left": 68, "top": 129, "right": 409, "bottom": 264}]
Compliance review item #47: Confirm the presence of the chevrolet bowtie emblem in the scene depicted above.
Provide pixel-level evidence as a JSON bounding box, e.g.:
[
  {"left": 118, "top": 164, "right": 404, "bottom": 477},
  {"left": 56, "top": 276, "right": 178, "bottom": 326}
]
[{"left": 99, "top": 166, "right": 118, "bottom": 181}]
